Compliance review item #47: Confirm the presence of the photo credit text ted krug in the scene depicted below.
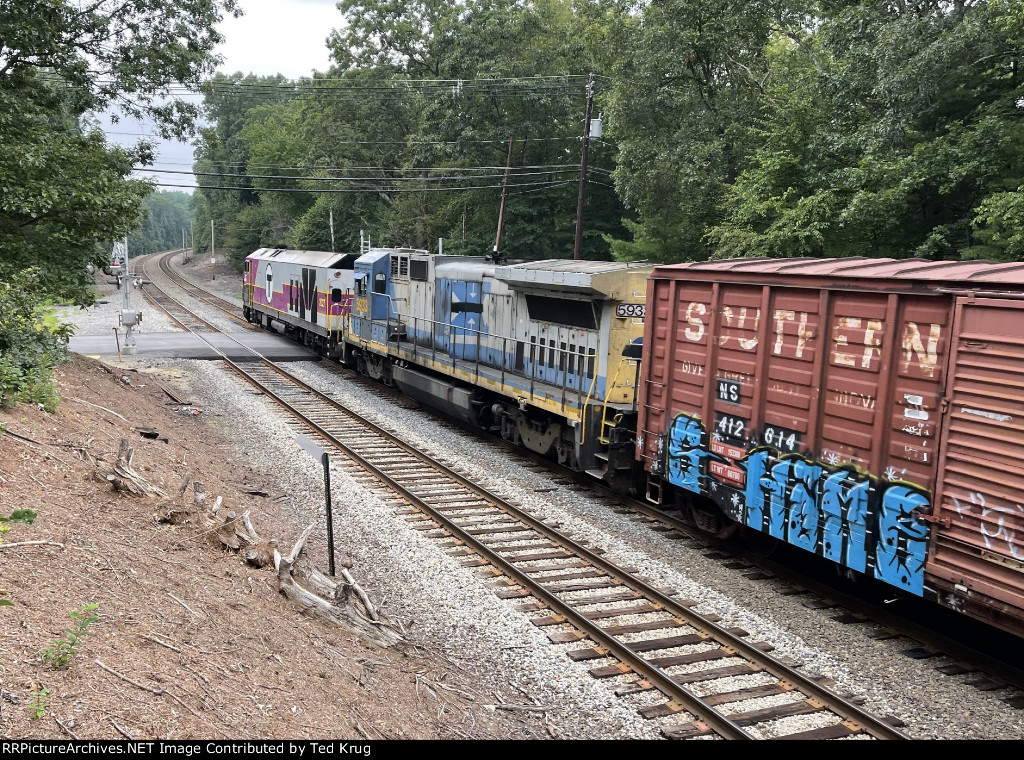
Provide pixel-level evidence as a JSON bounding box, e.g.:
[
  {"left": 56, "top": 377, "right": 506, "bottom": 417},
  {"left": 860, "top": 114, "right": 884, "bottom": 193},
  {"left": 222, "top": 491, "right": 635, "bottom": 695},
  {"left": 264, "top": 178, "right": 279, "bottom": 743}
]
[{"left": 1, "top": 742, "right": 373, "bottom": 756}]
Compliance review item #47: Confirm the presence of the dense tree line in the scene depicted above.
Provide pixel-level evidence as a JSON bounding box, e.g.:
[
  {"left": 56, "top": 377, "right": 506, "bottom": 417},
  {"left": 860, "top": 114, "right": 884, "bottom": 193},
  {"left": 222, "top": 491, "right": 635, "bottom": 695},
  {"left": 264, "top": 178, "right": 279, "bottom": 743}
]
[
  {"left": 193, "top": 0, "right": 1024, "bottom": 269},
  {"left": 127, "top": 191, "right": 194, "bottom": 257},
  {"left": 2, "top": 1, "right": 1022, "bottom": 411}
]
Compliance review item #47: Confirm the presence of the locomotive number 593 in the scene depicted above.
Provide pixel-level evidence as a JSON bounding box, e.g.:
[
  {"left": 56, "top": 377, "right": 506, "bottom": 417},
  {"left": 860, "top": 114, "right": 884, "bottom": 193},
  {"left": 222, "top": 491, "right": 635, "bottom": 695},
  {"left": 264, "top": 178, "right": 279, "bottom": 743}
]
[{"left": 616, "top": 303, "right": 645, "bottom": 319}]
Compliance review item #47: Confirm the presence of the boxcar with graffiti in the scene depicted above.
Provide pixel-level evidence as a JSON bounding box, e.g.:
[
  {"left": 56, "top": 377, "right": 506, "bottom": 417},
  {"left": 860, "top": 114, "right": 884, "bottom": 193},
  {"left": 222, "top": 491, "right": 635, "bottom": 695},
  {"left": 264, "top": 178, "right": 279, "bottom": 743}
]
[{"left": 636, "top": 257, "right": 1024, "bottom": 636}]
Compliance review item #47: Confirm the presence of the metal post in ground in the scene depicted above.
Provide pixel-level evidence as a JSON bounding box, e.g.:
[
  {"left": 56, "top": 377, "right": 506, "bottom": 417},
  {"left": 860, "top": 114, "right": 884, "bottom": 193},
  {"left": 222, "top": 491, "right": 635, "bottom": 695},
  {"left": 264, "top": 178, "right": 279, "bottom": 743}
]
[{"left": 322, "top": 452, "right": 335, "bottom": 576}]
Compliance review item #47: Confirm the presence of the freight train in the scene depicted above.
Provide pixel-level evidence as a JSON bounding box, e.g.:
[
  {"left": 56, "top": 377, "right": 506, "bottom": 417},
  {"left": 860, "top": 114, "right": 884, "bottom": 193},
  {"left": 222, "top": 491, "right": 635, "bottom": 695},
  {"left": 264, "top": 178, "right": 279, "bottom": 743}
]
[
  {"left": 242, "top": 247, "right": 1024, "bottom": 639},
  {"left": 242, "top": 246, "right": 652, "bottom": 483}
]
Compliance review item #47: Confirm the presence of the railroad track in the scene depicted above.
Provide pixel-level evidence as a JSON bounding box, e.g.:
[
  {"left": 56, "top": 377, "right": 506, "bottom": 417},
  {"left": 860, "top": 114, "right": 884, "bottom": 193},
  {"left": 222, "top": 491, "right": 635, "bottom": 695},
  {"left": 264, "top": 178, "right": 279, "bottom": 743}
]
[
  {"left": 228, "top": 358, "right": 910, "bottom": 739},
  {"left": 125, "top": 252, "right": 218, "bottom": 331},
  {"left": 148, "top": 248, "right": 1024, "bottom": 717},
  {"left": 135, "top": 250, "right": 909, "bottom": 739},
  {"left": 154, "top": 250, "right": 249, "bottom": 324}
]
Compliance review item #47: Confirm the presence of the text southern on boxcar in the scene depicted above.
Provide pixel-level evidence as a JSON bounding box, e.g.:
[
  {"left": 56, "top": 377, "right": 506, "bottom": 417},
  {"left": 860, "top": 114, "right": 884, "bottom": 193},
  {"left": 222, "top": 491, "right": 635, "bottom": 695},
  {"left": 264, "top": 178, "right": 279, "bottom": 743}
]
[
  {"left": 636, "top": 257, "right": 1024, "bottom": 637},
  {"left": 242, "top": 246, "right": 652, "bottom": 483}
]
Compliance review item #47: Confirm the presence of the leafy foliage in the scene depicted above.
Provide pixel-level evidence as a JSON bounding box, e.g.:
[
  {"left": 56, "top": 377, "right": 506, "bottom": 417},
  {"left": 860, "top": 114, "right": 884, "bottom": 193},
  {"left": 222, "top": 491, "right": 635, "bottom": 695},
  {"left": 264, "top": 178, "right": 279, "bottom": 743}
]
[
  {"left": 0, "top": 509, "right": 38, "bottom": 525},
  {"left": 41, "top": 603, "right": 100, "bottom": 669},
  {"left": 27, "top": 687, "right": 49, "bottom": 719},
  {"left": 0, "top": 270, "right": 73, "bottom": 411},
  {"left": 0, "top": 0, "right": 236, "bottom": 408},
  {"left": 194, "top": 0, "right": 631, "bottom": 265},
  {"left": 128, "top": 191, "right": 195, "bottom": 256},
  {"left": 700, "top": 0, "right": 1024, "bottom": 261}
]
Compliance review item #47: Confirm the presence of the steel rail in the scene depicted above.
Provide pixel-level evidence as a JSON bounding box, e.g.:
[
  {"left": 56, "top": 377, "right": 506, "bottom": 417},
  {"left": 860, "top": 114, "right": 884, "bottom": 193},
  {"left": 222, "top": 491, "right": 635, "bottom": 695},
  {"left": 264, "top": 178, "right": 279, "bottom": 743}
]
[
  {"left": 141, "top": 248, "right": 911, "bottom": 740},
  {"left": 221, "top": 359, "right": 910, "bottom": 740}
]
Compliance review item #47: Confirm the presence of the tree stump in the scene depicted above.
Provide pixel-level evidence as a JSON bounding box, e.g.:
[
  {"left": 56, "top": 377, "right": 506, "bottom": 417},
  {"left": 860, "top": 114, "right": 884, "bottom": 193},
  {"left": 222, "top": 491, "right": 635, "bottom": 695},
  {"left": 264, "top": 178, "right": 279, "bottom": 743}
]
[{"left": 274, "top": 524, "right": 404, "bottom": 648}]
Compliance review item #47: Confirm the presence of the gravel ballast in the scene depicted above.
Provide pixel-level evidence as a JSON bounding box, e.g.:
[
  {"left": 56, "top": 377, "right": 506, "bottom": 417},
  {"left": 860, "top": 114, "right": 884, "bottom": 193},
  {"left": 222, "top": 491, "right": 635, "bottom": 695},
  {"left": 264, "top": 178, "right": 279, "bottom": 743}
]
[{"left": 55, "top": 256, "right": 1024, "bottom": 740}]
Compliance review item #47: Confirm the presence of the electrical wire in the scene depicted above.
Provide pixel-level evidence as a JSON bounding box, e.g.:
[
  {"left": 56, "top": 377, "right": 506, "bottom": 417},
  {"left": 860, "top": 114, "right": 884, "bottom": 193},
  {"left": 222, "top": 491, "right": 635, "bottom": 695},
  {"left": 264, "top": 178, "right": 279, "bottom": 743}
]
[
  {"left": 152, "top": 179, "right": 579, "bottom": 194},
  {"left": 146, "top": 168, "right": 580, "bottom": 183}
]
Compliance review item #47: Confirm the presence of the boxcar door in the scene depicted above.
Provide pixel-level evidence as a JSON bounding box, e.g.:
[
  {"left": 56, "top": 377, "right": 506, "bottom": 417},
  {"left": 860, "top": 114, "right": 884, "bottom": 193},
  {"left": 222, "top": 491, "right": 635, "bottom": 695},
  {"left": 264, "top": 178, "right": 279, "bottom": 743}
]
[{"left": 931, "top": 296, "right": 1024, "bottom": 620}]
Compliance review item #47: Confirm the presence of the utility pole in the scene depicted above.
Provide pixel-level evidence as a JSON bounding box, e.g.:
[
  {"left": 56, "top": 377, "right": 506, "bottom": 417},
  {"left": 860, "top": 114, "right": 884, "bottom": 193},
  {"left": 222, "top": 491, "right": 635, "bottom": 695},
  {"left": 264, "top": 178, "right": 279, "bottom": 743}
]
[
  {"left": 573, "top": 73, "right": 595, "bottom": 261},
  {"left": 492, "top": 136, "right": 514, "bottom": 262},
  {"left": 189, "top": 220, "right": 194, "bottom": 263},
  {"left": 210, "top": 220, "right": 216, "bottom": 281},
  {"left": 329, "top": 209, "right": 335, "bottom": 252}
]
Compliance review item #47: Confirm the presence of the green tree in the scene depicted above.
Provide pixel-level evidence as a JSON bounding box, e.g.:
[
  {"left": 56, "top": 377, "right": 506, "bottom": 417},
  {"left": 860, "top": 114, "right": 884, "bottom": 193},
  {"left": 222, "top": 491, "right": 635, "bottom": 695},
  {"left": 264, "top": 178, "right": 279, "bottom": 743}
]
[
  {"left": 605, "top": 0, "right": 789, "bottom": 263},
  {"left": 707, "top": 0, "right": 1024, "bottom": 260},
  {"left": 191, "top": 73, "right": 293, "bottom": 266},
  {"left": 0, "top": 0, "right": 239, "bottom": 407},
  {"left": 128, "top": 191, "right": 193, "bottom": 255}
]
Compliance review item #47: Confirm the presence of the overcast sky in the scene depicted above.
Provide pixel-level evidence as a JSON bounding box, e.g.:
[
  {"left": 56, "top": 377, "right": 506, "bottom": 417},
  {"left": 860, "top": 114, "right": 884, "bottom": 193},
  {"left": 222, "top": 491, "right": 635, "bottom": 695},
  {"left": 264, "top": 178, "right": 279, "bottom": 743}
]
[{"left": 110, "top": 0, "right": 341, "bottom": 190}]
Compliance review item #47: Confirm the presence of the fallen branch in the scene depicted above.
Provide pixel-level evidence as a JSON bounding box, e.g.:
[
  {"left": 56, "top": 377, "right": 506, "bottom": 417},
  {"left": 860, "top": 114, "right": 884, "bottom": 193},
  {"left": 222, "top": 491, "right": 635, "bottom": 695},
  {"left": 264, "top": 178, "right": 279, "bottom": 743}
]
[
  {"left": 140, "top": 633, "right": 183, "bottom": 653},
  {"left": 0, "top": 540, "right": 65, "bottom": 551},
  {"left": 109, "top": 719, "right": 134, "bottom": 740},
  {"left": 72, "top": 398, "right": 128, "bottom": 422},
  {"left": 167, "top": 592, "right": 203, "bottom": 619},
  {"left": 1, "top": 430, "right": 43, "bottom": 448},
  {"left": 495, "top": 704, "right": 550, "bottom": 713},
  {"left": 53, "top": 714, "right": 79, "bottom": 739},
  {"left": 94, "top": 660, "right": 201, "bottom": 719}
]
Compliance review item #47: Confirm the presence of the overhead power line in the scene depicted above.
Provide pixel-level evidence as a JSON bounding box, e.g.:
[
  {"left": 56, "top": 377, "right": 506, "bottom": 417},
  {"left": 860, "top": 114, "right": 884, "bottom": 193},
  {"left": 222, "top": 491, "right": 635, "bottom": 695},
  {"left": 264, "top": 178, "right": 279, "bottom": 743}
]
[
  {"left": 146, "top": 168, "right": 581, "bottom": 183},
  {"left": 153, "top": 179, "right": 579, "bottom": 194}
]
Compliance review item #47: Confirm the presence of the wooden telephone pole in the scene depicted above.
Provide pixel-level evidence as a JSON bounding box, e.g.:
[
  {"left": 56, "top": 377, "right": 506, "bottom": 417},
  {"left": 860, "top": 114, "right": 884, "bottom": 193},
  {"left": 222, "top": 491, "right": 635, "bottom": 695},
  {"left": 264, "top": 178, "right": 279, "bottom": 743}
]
[{"left": 573, "top": 73, "right": 596, "bottom": 261}]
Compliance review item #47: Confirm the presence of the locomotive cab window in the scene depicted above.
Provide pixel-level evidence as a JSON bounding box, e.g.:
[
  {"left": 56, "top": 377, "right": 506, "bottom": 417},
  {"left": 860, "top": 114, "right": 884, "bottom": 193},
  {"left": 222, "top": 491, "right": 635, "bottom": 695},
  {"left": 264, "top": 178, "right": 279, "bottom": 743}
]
[
  {"left": 355, "top": 276, "right": 367, "bottom": 296},
  {"left": 331, "top": 288, "right": 343, "bottom": 303},
  {"left": 373, "top": 272, "right": 387, "bottom": 294}
]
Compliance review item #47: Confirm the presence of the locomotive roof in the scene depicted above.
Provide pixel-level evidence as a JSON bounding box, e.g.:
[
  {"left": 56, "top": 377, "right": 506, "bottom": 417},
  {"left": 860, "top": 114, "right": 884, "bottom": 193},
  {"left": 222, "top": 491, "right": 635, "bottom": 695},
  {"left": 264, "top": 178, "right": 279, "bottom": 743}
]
[
  {"left": 654, "top": 256, "right": 1024, "bottom": 287},
  {"left": 248, "top": 248, "right": 355, "bottom": 268},
  {"left": 494, "top": 259, "right": 654, "bottom": 295}
]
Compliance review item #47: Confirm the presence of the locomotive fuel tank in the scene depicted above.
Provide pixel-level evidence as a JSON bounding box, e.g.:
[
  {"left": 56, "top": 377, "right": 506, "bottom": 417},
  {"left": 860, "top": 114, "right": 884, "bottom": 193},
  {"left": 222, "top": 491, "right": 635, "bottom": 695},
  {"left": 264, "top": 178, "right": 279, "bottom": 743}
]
[{"left": 636, "top": 257, "right": 1024, "bottom": 637}]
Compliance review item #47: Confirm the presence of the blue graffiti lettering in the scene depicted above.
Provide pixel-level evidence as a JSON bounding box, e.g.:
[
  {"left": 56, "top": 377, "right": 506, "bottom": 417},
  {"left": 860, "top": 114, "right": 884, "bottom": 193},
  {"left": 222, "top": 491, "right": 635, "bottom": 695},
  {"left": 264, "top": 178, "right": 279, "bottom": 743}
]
[
  {"left": 788, "top": 459, "right": 823, "bottom": 551},
  {"left": 665, "top": 415, "right": 705, "bottom": 494},
  {"left": 875, "top": 485, "right": 929, "bottom": 594},
  {"left": 741, "top": 450, "right": 770, "bottom": 531},
  {"left": 661, "top": 414, "right": 931, "bottom": 600},
  {"left": 820, "top": 472, "right": 871, "bottom": 572}
]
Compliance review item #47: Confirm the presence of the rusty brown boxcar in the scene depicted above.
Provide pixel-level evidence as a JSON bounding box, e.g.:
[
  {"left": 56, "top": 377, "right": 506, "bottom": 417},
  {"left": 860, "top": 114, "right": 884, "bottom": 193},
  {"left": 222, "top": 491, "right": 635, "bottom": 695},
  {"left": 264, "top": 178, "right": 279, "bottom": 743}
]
[{"left": 636, "top": 257, "right": 1024, "bottom": 637}]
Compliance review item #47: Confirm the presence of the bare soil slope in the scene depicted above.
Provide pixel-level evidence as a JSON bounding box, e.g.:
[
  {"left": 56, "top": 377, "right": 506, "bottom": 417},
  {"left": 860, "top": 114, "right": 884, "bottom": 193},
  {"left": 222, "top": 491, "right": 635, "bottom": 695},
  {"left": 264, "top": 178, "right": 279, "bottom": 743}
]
[{"left": 0, "top": 356, "right": 517, "bottom": 740}]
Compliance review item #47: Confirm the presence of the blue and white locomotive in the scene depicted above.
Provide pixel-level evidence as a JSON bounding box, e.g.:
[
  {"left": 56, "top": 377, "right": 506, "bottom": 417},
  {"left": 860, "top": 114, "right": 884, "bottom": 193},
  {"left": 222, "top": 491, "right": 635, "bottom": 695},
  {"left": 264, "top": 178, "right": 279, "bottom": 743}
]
[{"left": 243, "top": 246, "right": 653, "bottom": 483}]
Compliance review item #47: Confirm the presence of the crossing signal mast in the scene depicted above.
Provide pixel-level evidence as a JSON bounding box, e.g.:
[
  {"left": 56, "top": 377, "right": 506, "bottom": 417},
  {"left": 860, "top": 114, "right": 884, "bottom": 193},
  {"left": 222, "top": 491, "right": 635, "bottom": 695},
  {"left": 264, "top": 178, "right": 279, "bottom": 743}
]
[{"left": 112, "top": 239, "right": 143, "bottom": 352}]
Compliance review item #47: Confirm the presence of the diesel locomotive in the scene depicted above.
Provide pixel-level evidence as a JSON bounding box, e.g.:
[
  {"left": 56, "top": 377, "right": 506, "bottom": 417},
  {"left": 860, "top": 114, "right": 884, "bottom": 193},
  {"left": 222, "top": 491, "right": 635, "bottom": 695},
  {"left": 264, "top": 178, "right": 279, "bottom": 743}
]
[{"left": 243, "top": 246, "right": 652, "bottom": 484}]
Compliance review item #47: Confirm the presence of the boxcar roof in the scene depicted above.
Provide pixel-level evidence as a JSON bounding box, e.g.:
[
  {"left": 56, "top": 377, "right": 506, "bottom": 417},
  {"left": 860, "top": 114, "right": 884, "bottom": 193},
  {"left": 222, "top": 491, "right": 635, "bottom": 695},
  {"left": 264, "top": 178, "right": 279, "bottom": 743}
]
[{"left": 654, "top": 257, "right": 1024, "bottom": 287}]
